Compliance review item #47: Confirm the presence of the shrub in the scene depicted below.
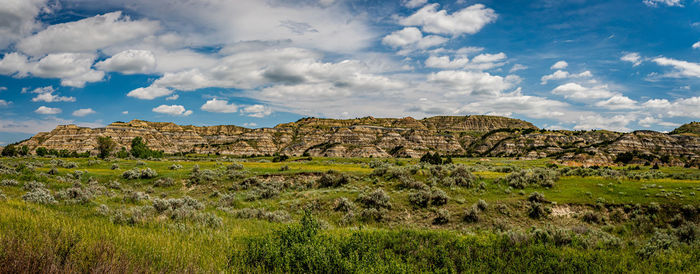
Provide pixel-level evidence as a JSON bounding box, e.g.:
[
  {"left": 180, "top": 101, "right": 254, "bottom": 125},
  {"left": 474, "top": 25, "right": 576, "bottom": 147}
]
[
  {"left": 56, "top": 187, "right": 92, "bottom": 204},
  {"left": 675, "top": 223, "right": 698, "bottom": 243},
  {"left": 409, "top": 190, "right": 432, "bottom": 208},
  {"left": 0, "top": 179, "right": 19, "bottom": 186},
  {"left": 527, "top": 192, "right": 547, "bottom": 203},
  {"left": 111, "top": 163, "right": 119, "bottom": 170},
  {"left": 122, "top": 168, "right": 157, "bottom": 179},
  {"left": 397, "top": 175, "right": 428, "bottom": 190},
  {"left": 334, "top": 197, "right": 355, "bottom": 212},
  {"left": 450, "top": 165, "right": 477, "bottom": 188},
  {"left": 188, "top": 167, "right": 218, "bottom": 185},
  {"left": 636, "top": 231, "right": 677, "bottom": 258},
  {"left": 140, "top": 168, "right": 158, "bottom": 178},
  {"left": 96, "top": 204, "right": 110, "bottom": 216},
  {"left": 463, "top": 206, "right": 480, "bottom": 223},
  {"left": 681, "top": 204, "right": 696, "bottom": 219},
  {"left": 476, "top": 199, "right": 488, "bottom": 211},
  {"left": 22, "top": 188, "right": 56, "bottom": 204},
  {"left": 227, "top": 163, "right": 244, "bottom": 170},
  {"left": 359, "top": 208, "right": 386, "bottom": 221},
  {"left": 23, "top": 181, "right": 45, "bottom": 191},
  {"left": 499, "top": 168, "right": 558, "bottom": 189},
  {"left": 231, "top": 208, "right": 291, "bottom": 223},
  {"left": 430, "top": 189, "right": 448, "bottom": 206},
  {"left": 582, "top": 211, "right": 604, "bottom": 224},
  {"left": 47, "top": 167, "right": 58, "bottom": 175},
  {"left": 527, "top": 201, "right": 550, "bottom": 219},
  {"left": 123, "top": 191, "right": 150, "bottom": 203},
  {"left": 317, "top": 170, "right": 351, "bottom": 188},
  {"left": 169, "top": 164, "right": 183, "bottom": 170},
  {"left": 357, "top": 189, "right": 391, "bottom": 210},
  {"left": 433, "top": 209, "right": 450, "bottom": 225},
  {"left": 647, "top": 202, "right": 661, "bottom": 215},
  {"left": 0, "top": 190, "right": 6, "bottom": 201},
  {"left": 153, "top": 177, "right": 175, "bottom": 187}
]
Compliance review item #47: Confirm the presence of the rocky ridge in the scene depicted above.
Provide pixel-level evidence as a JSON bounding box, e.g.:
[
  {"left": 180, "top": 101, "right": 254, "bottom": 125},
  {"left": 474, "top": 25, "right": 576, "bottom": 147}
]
[{"left": 16, "top": 115, "right": 700, "bottom": 165}]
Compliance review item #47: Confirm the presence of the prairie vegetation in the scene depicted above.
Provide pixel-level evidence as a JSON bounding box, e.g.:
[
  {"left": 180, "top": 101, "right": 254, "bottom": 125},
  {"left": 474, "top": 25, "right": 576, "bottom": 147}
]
[{"left": 0, "top": 155, "right": 698, "bottom": 272}]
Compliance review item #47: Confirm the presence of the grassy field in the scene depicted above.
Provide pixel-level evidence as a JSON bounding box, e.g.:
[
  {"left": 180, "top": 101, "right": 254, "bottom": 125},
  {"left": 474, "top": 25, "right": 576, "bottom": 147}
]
[{"left": 0, "top": 156, "right": 698, "bottom": 272}]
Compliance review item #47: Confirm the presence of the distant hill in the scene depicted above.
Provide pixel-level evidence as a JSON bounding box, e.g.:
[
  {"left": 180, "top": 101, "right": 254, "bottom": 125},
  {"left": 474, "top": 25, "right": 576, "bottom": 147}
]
[{"left": 14, "top": 115, "right": 700, "bottom": 166}]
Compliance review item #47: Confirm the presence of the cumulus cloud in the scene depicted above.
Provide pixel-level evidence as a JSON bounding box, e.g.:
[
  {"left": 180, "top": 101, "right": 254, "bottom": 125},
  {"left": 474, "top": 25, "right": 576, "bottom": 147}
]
[
  {"left": 424, "top": 55, "right": 470, "bottom": 69},
  {"left": 642, "top": 96, "right": 700, "bottom": 118},
  {"left": 573, "top": 114, "right": 636, "bottom": 132},
  {"left": 652, "top": 57, "right": 700, "bottom": 78},
  {"left": 509, "top": 64, "right": 528, "bottom": 73},
  {"left": 399, "top": 3, "right": 497, "bottom": 35},
  {"left": 540, "top": 70, "right": 592, "bottom": 84},
  {"left": 403, "top": 0, "right": 428, "bottom": 8},
  {"left": 621, "top": 52, "right": 643, "bottom": 66},
  {"left": 426, "top": 52, "right": 506, "bottom": 70},
  {"left": 550, "top": 61, "right": 568, "bottom": 70},
  {"left": 72, "top": 108, "right": 96, "bottom": 117},
  {"left": 241, "top": 104, "right": 272, "bottom": 117},
  {"left": 428, "top": 70, "right": 517, "bottom": 96},
  {"left": 35, "top": 106, "right": 61, "bottom": 115},
  {"left": 31, "top": 92, "right": 76, "bottom": 103},
  {"left": 638, "top": 116, "right": 680, "bottom": 128},
  {"left": 127, "top": 85, "right": 173, "bottom": 100},
  {"left": 0, "top": 52, "right": 104, "bottom": 87},
  {"left": 594, "top": 95, "right": 638, "bottom": 110},
  {"left": 95, "top": 49, "right": 157, "bottom": 74},
  {"left": 381, "top": 27, "right": 447, "bottom": 53},
  {"left": 642, "top": 0, "right": 683, "bottom": 7},
  {"left": 551, "top": 83, "right": 617, "bottom": 100},
  {"left": 0, "top": 100, "right": 10, "bottom": 106},
  {"left": 165, "top": 94, "right": 179, "bottom": 100},
  {"left": 0, "top": 0, "right": 48, "bottom": 49},
  {"left": 152, "top": 104, "right": 192, "bottom": 116},
  {"left": 200, "top": 98, "right": 238, "bottom": 113},
  {"left": 17, "top": 11, "right": 160, "bottom": 56},
  {"left": 693, "top": 41, "right": 700, "bottom": 49}
]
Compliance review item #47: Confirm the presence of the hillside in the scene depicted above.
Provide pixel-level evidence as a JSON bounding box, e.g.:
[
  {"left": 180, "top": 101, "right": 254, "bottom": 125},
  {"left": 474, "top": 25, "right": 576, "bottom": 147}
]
[{"left": 15, "top": 116, "right": 700, "bottom": 165}]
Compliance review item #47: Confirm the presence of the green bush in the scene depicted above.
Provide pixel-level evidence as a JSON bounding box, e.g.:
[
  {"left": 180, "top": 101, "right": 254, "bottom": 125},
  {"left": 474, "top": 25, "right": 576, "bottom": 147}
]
[{"left": 22, "top": 188, "right": 56, "bottom": 205}]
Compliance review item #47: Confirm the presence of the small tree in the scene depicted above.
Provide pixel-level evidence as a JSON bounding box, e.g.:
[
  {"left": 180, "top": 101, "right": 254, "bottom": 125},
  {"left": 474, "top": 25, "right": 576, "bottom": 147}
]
[
  {"left": 1, "top": 145, "right": 17, "bottom": 157},
  {"left": 36, "top": 147, "right": 48, "bottom": 156},
  {"left": 97, "top": 136, "right": 116, "bottom": 159}
]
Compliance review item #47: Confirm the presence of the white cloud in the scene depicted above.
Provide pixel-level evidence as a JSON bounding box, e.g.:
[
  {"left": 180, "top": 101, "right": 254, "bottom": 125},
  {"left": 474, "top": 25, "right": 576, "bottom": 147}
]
[
  {"left": 509, "top": 64, "right": 528, "bottom": 73},
  {"left": 653, "top": 57, "right": 700, "bottom": 78},
  {"left": 17, "top": 11, "right": 160, "bottom": 56},
  {"left": 72, "top": 108, "right": 96, "bottom": 117},
  {"left": 551, "top": 83, "right": 617, "bottom": 100},
  {"left": 425, "top": 55, "right": 470, "bottom": 69},
  {"left": 403, "top": 0, "right": 428, "bottom": 8},
  {"left": 165, "top": 94, "right": 179, "bottom": 100},
  {"left": 594, "top": 95, "right": 638, "bottom": 110},
  {"left": 0, "top": 100, "right": 10, "bottom": 106},
  {"left": 400, "top": 3, "right": 497, "bottom": 35},
  {"left": 243, "top": 122, "right": 257, "bottom": 127},
  {"left": 241, "top": 104, "right": 272, "bottom": 117},
  {"left": 381, "top": 27, "right": 447, "bottom": 53},
  {"left": 122, "top": 111, "right": 129, "bottom": 115},
  {"left": 0, "top": 0, "right": 47, "bottom": 49},
  {"left": 642, "top": 96, "right": 700, "bottom": 118},
  {"left": 541, "top": 70, "right": 592, "bottom": 84},
  {"left": 573, "top": 114, "right": 636, "bottom": 132},
  {"left": 638, "top": 116, "right": 680, "bottom": 128},
  {"left": 0, "top": 52, "right": 104, "bottom": 87},
  {"left": 428, "top": 70, "right": 516, "bottom": 96},
  {"left": 621, "top": 52, "right": 643, "bottom": 66},
  {"left": 31, "top": 92, "right": 76, "bottom": 103},
  {"left": 642, "top": 0, "right": 683, "bottom": 7},
  {"left": 127, "top": 85, "right": 173, "bottom": 100},
  {"left": 550, "top": 60, "right": 568, "bottom": 70},
  {"left": 693, "top": 41, "right": 700, "bottom": 49},
  {"left": 200, "top": 98, "right": 238, "bottom": 113},
  {"left": 152, "top": 104, "right": 192, "bottom": 116},
  {"left": 95, "top": 49, "right": 156, "bottom": 74},
  {"left": 35, "top": 106, "right": 61, "bottom": 115}
]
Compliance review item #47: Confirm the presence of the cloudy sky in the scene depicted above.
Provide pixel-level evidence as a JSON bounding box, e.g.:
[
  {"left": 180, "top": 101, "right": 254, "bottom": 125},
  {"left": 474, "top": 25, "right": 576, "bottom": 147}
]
[{"left": 1, "top": 0, "right": 699, "bottom": 144}]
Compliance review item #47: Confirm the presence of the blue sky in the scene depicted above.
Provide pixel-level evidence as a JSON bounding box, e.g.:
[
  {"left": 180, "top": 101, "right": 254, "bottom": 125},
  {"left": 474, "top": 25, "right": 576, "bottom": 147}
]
[{"left": 1, "top": 0, "right": 700, "bottom": 144}]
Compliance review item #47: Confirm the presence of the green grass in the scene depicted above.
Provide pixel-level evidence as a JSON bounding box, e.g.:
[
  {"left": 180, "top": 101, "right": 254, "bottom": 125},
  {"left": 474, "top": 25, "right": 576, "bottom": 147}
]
[{"left": 0, "top": 156, "right": 699, "bottom": 272}]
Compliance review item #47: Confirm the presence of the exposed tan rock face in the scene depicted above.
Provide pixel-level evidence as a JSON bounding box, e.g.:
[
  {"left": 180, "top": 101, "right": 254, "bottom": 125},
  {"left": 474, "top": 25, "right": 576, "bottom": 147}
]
[{"left": 18, "top": 116, "right": 700, "bottom": 164}]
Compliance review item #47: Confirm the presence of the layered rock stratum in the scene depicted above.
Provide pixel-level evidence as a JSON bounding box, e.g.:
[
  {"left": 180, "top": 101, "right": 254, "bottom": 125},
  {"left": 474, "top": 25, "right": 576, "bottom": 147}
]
[{"left": 15, "top": 115, "right": 700, "bottom": 165}]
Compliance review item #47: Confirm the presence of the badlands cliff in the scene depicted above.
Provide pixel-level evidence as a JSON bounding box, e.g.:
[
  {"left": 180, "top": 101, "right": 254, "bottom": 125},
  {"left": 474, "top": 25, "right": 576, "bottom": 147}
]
[{"left": 16, "top": 115, "right": 700, "bottom": 165}]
